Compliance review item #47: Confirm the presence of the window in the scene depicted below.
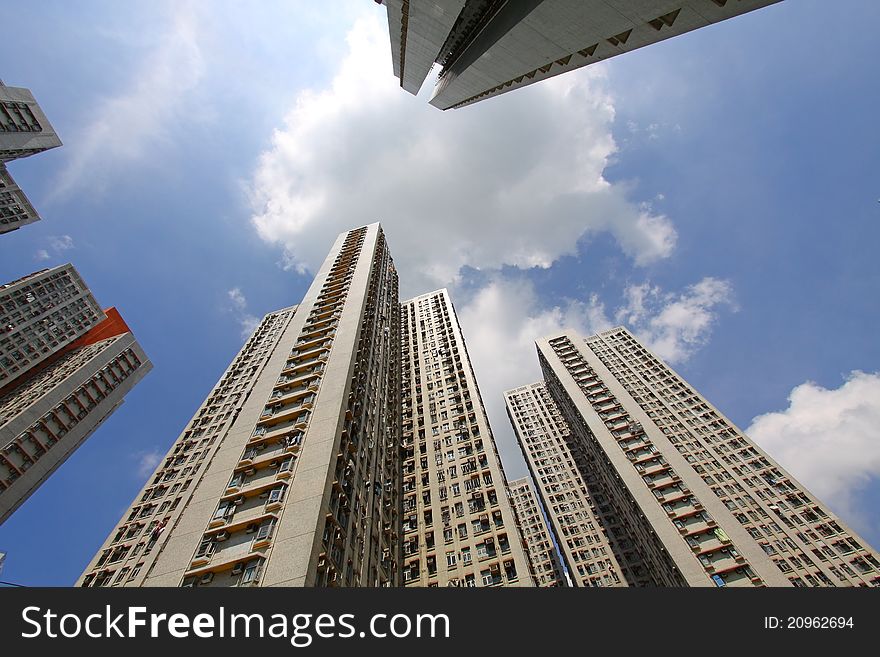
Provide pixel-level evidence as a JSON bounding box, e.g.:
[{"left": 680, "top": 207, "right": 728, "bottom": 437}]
[
  {"left": 214, "top": 500, "right": 234, "bottom": 520},
  {"left": 255, "top": 519, "right": 275, "bottom": 541},
  {"left": 195, "top": 538, "right": 215, "bottom": 558},
  {"left": 446, "top": 552, "right": 457, "bottom": 567},
  {"left": 240, "top": 559, "right": 261, "bottom": 585}
]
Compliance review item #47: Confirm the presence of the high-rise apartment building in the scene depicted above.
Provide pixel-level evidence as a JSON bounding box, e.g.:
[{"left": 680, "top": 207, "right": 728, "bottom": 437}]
[
  {"left": 505, "top": 382, "right": 625, "bottom": 586},
  {"left": 79, "top": 226, "right": 533, "bottom": 587},
  {"left": 400, "top": 289, "right": 531, "bottom": 586},
  {"left": 507, "top": 477, "right": 565, "bottom": 586},
  {"left": 78, "top": 305, "right": 299, "bottom": 587},
  {"left": 380, "top": 1, "right": 782, "bottom": 110},
  {"left": 80, "top": 224, "right": 404, "bottom": 587},
  {"left": 0, "top": 266, "right": 106, "bottom": 388},
  {"left": 0, "top": 82, "right": 62, "bottom": 234},
  {"left": 0, "top": 265, "right": 151, "bottom": 524},
  {"left": 531, "top": 327, "right": 880, "bottom": 587},
  {"left": 0, "top": 164, "right": 40, "bottom": 235}
]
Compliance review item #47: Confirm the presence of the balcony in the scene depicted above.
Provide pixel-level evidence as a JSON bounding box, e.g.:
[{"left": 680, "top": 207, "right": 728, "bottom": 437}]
[{"left": 256, "top": 401, "right": 311, "bottom": 430}]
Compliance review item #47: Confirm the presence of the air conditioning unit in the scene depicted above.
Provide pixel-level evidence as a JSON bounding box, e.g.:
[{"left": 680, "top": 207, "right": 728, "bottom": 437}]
[
  {"left": 259, "top": 491, "right": 270, "bottom": 499},
  {"left": 215, "top": 531, "right": 229, "bottom": 542},
  {"left": 245, "top": 524, "right": 258, "bottom": 534},
  {"left": 200, "top": 572, "right": 214, "bottom": 584},
  {"left": 244, "top": 467, "right": 256, "bottom": 476},
  {"left": 233, "top": 496, "right": 245, "bottom": 505},
  {"left": 231, "top": 563, "right": 244, "bottom": 575}
]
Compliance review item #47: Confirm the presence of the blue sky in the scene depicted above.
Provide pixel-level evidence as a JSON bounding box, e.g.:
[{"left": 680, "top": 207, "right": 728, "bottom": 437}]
[{"left": 1, "top": 1, "right": 878, "bottom": 586}]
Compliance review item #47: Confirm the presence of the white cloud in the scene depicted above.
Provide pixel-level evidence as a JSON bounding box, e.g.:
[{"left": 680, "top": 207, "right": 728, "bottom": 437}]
[
  {"left": 455, "top": 274, "right": 733, "bottom": 478},
  {"left": 33, "top": 235, "right": 75, "bottom": 262},
  {"left": 135, "top": 449, "right": 163, "bottom": 479},
  {"left": 616, "top": 277, "right": 736, "bottom": 364},
  {"left": 456, "top": 277, "right": 611, "bottom": 478},
  {"left": 50, "top": 2, "right": 205, "bottom": 199},
  {"left": 227, "top": 287, "right": 247, "bottom": 312},
  {"left": 226, "top": 287, "right": 260, "bottom": 340},
  {"left": 747, "top": 371, "right": 880, "bottom": 536},
  {"left": 248, "top": 13, "right": 676, "bottom": 297},
  {"left": 48, "top": 235, "right": 74, "bottom": 252}
]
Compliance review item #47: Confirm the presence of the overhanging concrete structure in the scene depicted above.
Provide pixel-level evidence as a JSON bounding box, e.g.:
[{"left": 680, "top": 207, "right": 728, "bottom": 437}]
[{"left": 380, "top": 0, "right": 782, "bottom": 109}]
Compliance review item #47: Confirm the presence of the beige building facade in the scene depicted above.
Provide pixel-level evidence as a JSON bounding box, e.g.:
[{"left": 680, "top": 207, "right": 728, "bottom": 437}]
[
  {"left": 0, "top": 266, "right": 150, "bottom": 525},
  {"left": 506, "top": 382, "right": 626, "bottom": 586},
  {"left": 400, "top": 289, "right": 532, "bottom": 586},
  {"left": 80, "top": 224, "right": 403, "bottom": 587},
  {"left": 534, "top": 327, "right": 880, "bottom": 587},
  {"left": 507, "top": 477, "right": 565, "bottom": 586},
  {"left": 381, "top": 0, "right": 782, "bottom": 110},
  {"left": 0, "top": 82, "right": 62, "bottom": 234},
  {"left": 79, "top": 226, "right": 535, "bottom": 588}
]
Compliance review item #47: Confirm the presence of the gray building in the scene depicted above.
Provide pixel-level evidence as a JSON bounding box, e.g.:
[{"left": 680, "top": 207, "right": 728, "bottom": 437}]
[
  {"left": 79, "top": 305, "right": 299, "bottom": 587},
  {"left": 0, "top": 265, "right": 106, "bottom": 389},
  {"left": 530, "top": 327, "right": 880, "bottom": 586},
  {"left": 80, "top": 224, "right": 403, "bottom": 587},
  {"left": 400, "top": 289, "right": 532, "bottom": 586},
  {"left": 506, "top": 382, "right": 625, "bottom": 586},
  {"left": 0, "top": 82, "right": 61, "bottom": 234},
  {"left": 79, "top": 225, "right": 532, "bottom": 587},
  {"left": 0, "top": 266, "right": 151, "bottom": 524},
  {"left": 380, "top": 0, "right": 782, "bottom": 110},
  {"left": 508, "top": 476, "right": 565, "bottom": 586}
]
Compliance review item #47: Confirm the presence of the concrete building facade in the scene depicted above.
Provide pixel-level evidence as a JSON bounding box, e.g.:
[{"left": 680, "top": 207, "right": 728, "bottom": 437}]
[
  {"left": 79, "top": 226, "right": 535, "bottom": 587},
  {"left": 380, "top": 1, "right": 782, "bottom": 110},
  {"left": 78, "top": 305, "right": 299, "bottom": 587},
  {"left": 507, "top": 476, "right": 565, "bottom": 586},
  {"left": 0, "top": 82, "right": 61, "bottom": 234},
  {"left": 0, "top": 266, "right": 150, "bottom": 524},
  {"left": 400, "top": 289, "right": 532, "bottom": 586},
  {"left": 506, "top": 382, "right": 626, "bottom": 586},
  {"left": 533, "top": 327, "right": 880, "bottom": 587},
  {"left": 0, "top": 265, "right": 106, "bottom": 388},
  {"left": 80, "top": 224, "right": 404, "bottom": 587}
]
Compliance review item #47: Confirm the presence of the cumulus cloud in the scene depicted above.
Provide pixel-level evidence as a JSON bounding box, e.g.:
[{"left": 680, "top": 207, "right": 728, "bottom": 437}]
[
  {"left": 135, "top": 449, "right": 163, "bottom": 479},
  {"left": 616, "top": 277, "right": 736, "bottom": 364},
  {"left": 248, "top": 13, "right": 676, "bottom": 296},
  {"left": 456, "top": 277, "right": 608, "bottom": 478},
  {"left": 226, "top": 287, "right": 260, "bottom": 340},
  {"left": 747, "top": 371, "right": 880, "bottom": 535},
  {"left": 50, "top": 2, "right": 205, "bottom": 199},
  {"left": 456, "top": 274, "right": 734, "bottom": 478},
  {"left": 48, "top": 235, "right": 75, "bottom": 252},
  {"left": 33, "top": 235, "right": 75, "bottom": 262}
]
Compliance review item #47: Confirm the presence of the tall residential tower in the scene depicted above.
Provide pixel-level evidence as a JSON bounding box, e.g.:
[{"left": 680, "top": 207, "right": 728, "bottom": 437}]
[
  {"left": 0, "top": 82, "right": 62, "bottom": 234},
  {"left": 380, "top": 0, "right": 782, "bottom": 110},
  {"left": 505, "top": 381, "right": 625, "bottom": 586},
  {"left": 0, "top": 265, "right": 151, "bottom": 524},
  {"left": 400, "top": 289, "right": 531, "bottom": 586},
  {"left": 507, "top": 477, "right": 565, "bottom": 586},
  {"left": 80, "top": 226, "right": 533, "bottom": 587},
  {"left": 527, "top": 327, "right": 880, "bottom": 587},
  {"left": 80, "top": 224, "right": 402, "bottom": 587}
]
